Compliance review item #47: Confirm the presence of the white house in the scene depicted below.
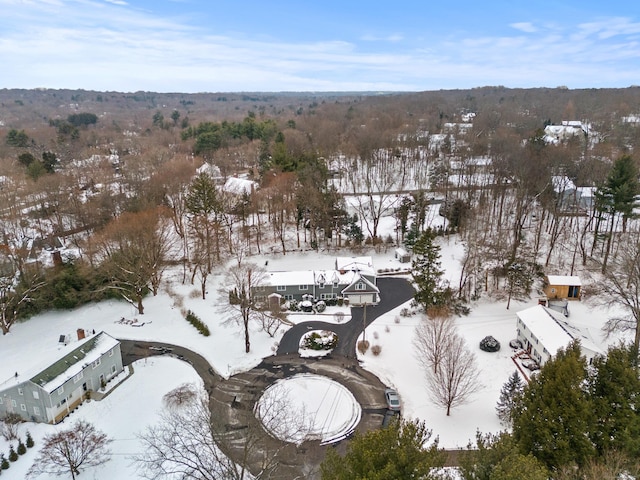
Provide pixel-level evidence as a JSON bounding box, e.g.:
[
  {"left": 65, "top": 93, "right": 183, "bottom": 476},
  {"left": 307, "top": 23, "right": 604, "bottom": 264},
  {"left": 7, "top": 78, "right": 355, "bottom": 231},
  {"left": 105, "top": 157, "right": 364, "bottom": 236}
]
[{"left": 516, "top": 305, "right": 603, "bottom": 366}]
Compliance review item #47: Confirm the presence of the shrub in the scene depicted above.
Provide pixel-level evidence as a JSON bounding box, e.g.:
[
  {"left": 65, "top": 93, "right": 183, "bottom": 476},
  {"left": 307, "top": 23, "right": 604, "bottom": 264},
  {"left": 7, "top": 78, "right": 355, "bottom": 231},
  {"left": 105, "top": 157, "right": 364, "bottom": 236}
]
[
  {"left": 315, "top": 301, "right": 326, "bottom": 313},
  {"left": 371, "top": 345, "right": 382, "bottom": 356},
  {"left": 0, "top": 413, "right": 22, "bottom": 441},
  {"left": 394, "top": 316, "right": 400, "bottom": 324},
  {"left": 0, "top": 453, "right": 9, "bottom": 469},
  {"left": 357, "top": 340, "right": 370, "bottom": 354},
  {"left": 17, "top": 439, "right": 26, "bottom": 455},
  {"left": 334, "top": 311, "right": 345, "bottom": 323},
  {"left": 400, "top": 308, "right": 411, "bottom": 317},
  {"left": 373, "top": 331, "right": 379, "bottom": 340},
  {"left": 185, "top": 310, "right": 210, "bottom": 336},
  {"left": 385, "top": 325, "right": 390, "bottom": 333},
  {"left": 25, "top": 431, "right": 34, "bottom": 448},
  {"left": 301, "top": 331, "right": 337, "bottom": 351},
  {"left": 8, "top": 446, "right": 17, "bottom": 462},
  {"left": 479, "top": 335, "right": 501, "bottom": 352}
]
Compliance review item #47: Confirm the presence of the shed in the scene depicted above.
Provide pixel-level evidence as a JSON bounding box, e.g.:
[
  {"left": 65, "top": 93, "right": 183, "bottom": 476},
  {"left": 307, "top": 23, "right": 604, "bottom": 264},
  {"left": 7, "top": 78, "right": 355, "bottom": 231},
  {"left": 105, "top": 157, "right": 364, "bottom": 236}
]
[
  {"left": 394, "top": 247, "right": 411, "bottom": 263},
  {"left": 543, "top": 275, "right": 582, "bottom": 300}
]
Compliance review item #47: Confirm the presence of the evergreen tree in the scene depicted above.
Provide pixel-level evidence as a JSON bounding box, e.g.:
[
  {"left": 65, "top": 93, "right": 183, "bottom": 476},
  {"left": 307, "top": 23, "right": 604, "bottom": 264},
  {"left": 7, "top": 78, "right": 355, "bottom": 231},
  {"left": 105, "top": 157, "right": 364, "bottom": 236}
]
[
  {"left": 512, "top": 341, "right": 595, "bottom": 469},
  {"left": 459, "top": 432, "right": 548, "bottom": 480},
  {"left": 8, "top": 446, "right": 17, "bottom": 462},
  {"left": 320, "top": 417, "right": 445, "bottom": 480},
  {"left": 590, "top": 343, "right": 640, "bottom": 457},
  {"left": 496, "top": 371, "right": 523, "bottom": 427},
  {"left": 411, "top": 229, "right": 448, "bottom": 309},
  {"left": 0, "top": 453, "right": 8, "bottom": 469},
  {"left": 16, "top": 439, "right": 26, "bottom": 455},
  {"left": 26, "top": 431, "right": 34, "bottom": 448}
]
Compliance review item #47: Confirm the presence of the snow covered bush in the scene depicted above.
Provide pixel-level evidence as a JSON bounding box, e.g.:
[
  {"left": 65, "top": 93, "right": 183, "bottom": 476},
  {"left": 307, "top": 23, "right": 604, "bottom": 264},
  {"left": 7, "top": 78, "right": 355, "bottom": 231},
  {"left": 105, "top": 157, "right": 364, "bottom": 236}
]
[{"left": 479, "top": 336, "right": 500, "bottom": 352}]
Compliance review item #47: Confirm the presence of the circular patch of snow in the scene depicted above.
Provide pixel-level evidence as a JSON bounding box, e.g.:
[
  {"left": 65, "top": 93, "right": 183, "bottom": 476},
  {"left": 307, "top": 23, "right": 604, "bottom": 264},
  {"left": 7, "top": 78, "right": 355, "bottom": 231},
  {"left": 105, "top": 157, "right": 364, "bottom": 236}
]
[{"left": 255, "top": 373, "right": 361, "bottom": 445}]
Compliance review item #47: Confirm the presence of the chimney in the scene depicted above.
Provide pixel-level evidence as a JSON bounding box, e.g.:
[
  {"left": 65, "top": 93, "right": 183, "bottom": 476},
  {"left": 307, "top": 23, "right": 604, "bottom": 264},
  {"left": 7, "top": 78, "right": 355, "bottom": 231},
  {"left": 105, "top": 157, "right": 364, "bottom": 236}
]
[{"left": 77, "top": 328, "right": 86, "bottom": 340}]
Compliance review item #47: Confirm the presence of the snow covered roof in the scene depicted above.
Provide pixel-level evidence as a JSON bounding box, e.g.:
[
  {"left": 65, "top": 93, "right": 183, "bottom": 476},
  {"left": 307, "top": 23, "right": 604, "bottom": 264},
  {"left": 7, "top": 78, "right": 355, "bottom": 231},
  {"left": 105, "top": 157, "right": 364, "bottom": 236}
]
[
  {"left": 223, "top": 177, "right": 257, "bottom": 195},
  {"left": 29, "top": 332, "right": 120, "bottom": 393},
  {"left": 341, "top": 274, "right": 380, "bottom": 294},
  {"left": 335, "top": 256, "right": 375, "bottom": 275},
  {"left": 546, "top": 275, "right": 581, "bottom": 286},
  {"left": 262, "top": 269, "right": 354, "bottom": 288},
  {"left": 516, "top": 305, "right": 602, "bottom": 358},
  {"left": 196, "top": 162, "right": 222, "bottom": 179}
]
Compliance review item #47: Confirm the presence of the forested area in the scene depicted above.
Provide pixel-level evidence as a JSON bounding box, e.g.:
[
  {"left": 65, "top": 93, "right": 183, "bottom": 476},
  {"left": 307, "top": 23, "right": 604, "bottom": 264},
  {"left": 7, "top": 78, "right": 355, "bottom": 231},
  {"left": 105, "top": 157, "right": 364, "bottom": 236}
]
[{"left": 3, "top": 86, "right": 640, "bottom": 476}]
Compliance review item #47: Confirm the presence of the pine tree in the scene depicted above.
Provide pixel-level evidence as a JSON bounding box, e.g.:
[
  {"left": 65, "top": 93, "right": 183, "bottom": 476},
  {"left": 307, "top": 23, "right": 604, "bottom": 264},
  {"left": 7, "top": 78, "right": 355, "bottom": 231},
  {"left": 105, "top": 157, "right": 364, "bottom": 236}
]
[
  {"left": 25, "top": 431, "right": 34, "bottom": 448},
  {"left": 8, "top": 446, "right": 17, "bottom": 462},
  {"left": 590, "top": 343, "right": 640, "bottom": 457},
  {"left": 512, "top": 341, "right": 595, "bottom": 469},
  {"left": 16, "top": 439, "right": 26, "bottom": 455},
  {"left": 411, "top": 229, "right": 448, "bottom": 310},
  {"left": 496, "top": 370, "right": 523, "bottom": 426},
  {"left": 0, "top": 453, "right": 9, "bottom": 469}
]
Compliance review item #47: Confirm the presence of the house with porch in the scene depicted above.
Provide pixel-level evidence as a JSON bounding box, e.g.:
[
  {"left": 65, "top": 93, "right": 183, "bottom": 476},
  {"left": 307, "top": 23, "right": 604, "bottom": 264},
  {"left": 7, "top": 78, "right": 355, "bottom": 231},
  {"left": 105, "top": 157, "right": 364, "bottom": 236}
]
[
  {"left": 0, "top": 331, "right": 123, "bottom": 424},
  {"left": 515, "top": 305, "right": 602, "bottom": 366},
  {"left": 254, "top": 256, "right": 379, "bottom": 306}
]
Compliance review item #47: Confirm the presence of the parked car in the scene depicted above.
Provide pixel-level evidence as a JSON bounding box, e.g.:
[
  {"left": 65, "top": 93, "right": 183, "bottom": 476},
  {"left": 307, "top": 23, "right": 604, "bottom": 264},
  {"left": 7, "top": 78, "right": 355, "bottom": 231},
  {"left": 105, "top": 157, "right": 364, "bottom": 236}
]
[
  {"left": 522, "top": 359, "right": 540, "bottom": 371},
  {"left": 385, "top": 388, "right": 401, "bottom": 411}
]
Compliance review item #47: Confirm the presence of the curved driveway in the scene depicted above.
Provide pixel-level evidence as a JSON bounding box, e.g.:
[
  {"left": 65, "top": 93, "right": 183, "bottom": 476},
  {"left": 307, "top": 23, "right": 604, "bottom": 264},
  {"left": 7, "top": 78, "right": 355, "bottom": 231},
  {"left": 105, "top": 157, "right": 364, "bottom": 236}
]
[
  {"left": 120, "top": 276, "right": 418, "bottom": 480},
  {"left": 277, "top": 277, "right": 415, "bottom": 357}
]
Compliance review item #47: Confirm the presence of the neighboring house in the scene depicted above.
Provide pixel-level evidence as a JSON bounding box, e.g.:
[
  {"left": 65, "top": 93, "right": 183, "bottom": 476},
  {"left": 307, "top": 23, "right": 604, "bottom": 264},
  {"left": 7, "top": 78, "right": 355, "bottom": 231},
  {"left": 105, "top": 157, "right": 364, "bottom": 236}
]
[
  {"left": 394, "top": 248, "right": 411, "bottom": 263},
  {"left": 0, "top": 331, "right": 123, "bottom": 424},
  {"left": 196, "top": 162, "right": 223, "bottom": 183},
  {"left": 516, "top": 305, "right": 602, "bottom": 366},
  {"left": 223, "top": 176, "right": 258, "bottom": 196},
  {"left": 254, "top": 256, "right": 380, "bottom": 305},
  {"left": 543, "top": 275, "right": 582, "bottom": 300},
  {"left": 543, "top": 121, "right": 589, "bottom": 144}
]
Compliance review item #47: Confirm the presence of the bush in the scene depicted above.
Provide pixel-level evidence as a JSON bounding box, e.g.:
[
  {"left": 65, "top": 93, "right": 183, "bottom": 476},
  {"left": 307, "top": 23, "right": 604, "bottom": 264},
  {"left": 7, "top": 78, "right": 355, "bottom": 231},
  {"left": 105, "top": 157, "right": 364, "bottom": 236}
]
[
  {"left": 400, "top": 308, "right": 411, "bottom": 317},
  {"left": 371, "top": 345, "right": 382, "bottom": 356},
  {"left": 301, "top": 331, "right": 337, "bottom": 351},
  {"left": 479, "top": 335, "right": 501, "bottom": 352},
  {"left": 334, "top": 311, "right": 345, "bottom": 323},
  {"left": 25, "top": 431, "right": 34, "bottom": 448},
  {"left": 8, "top": 446, "right": 17, "bottom": 462},
  {"left": 373, "top": 331, "right": 379, "bottom": 340},
  {"left": 0, "top": 453, "right": 9, "bottom": 470},
  {"left": 315, "top": 301, "right": 326, "bottom": 313},
  {"left": 185, "top": 310, "right": 210, "bottom": 336},
  {"left": 16, "top": 439, "right": 26, "bottom": 455},
  {"left": 357, "top": 340, "right": 370, "bottom": 354}
]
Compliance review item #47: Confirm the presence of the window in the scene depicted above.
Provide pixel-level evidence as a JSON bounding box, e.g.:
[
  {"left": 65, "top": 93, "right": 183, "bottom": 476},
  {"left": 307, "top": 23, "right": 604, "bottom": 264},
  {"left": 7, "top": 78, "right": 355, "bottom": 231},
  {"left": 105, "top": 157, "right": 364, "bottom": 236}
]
[
  {"left": 111, "top": 365, "right": 117, "bottom": 374},
  {"left": 92, "top": 358, "right": 101, "bottom": 369},
  {"left": 109, "top": 348, "right": 114, "bottom": 357},
  {"left": 32, "top": 391, "right": 39, "bottom": 400},
  {"left": 20, "top": 404, "right": 26, "bottom": 411},
  {"left": 333, "top": 281, "right": 339, "bottom": 288},
  {"left": 73, "top": 372, "right": 83, "bottom": 383},
  {"left": 284, "top": 295, "right": 294, "bottom": 300},
  {"left": 276, "top": 285, "right": 286, "bottom": 292},
  {"left": 18, "top": 388, "right": 23, "bottom": 396},
  {"left": 299, "top": 285, "right": 308, "bottom": 291},
  {"left": 11, "top": 400, "right": 17, "bottom": 407},
  {"left": 57, "top": 386, "right": 64, "bottom": 395},
  {"left": 33, "top": 406, "right": 40, "bottom": 416},
  {"left": 355, "top": 282, "right": 366, "bottom": 291},
  {"left": 319, "top": 281, "right": 325, "bottom": 288}
]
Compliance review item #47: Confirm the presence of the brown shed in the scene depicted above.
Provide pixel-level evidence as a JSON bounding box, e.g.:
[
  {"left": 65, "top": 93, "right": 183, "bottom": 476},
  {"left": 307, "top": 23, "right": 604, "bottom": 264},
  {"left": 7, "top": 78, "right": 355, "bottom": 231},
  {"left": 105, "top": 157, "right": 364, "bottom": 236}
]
[{"left": 543, "top": 275, "right": 582, "bottom": 300}]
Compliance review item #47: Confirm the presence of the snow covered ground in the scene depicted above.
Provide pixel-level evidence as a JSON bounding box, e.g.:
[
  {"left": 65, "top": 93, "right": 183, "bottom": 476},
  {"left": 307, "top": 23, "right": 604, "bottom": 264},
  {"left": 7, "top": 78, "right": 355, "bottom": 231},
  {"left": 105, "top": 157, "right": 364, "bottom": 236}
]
[{"left": 0, "top": 216, "right": 625, "bottom": 477}]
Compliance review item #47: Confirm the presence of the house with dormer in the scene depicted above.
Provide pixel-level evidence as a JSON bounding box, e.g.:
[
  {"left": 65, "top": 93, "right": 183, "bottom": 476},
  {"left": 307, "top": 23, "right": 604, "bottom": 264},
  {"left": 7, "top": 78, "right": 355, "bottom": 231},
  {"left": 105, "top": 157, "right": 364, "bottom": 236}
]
[
  {"left": 0, "top": 331, "right": 123, "bottom": 424},
  {"left": 253, "top": 256, "right": 380, "bottom": 305}
]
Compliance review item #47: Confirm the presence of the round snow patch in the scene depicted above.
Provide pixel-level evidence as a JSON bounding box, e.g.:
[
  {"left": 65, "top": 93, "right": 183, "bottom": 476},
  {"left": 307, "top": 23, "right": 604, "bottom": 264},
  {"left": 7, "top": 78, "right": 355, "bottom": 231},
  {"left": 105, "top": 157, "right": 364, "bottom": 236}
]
[{"left": 255, "top": 373, "right": 361, "bottom": 445}]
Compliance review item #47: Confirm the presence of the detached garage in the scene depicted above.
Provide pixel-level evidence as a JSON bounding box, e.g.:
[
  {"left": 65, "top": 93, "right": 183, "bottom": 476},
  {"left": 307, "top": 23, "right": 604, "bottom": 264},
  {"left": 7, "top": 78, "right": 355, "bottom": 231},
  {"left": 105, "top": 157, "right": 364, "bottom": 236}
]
[{"left": 341, "top": 275, "right": 380, "bottom": 306}]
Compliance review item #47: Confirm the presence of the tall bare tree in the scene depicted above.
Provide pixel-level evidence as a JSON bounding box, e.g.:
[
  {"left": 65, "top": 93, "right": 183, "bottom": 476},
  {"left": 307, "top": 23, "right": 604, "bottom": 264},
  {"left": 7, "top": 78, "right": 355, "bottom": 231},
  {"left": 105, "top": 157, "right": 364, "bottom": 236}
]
[
  {"left": 424, "top": 332, "right": 481, "bottom": 416},
  {"left": 413, "top": 312, "right": 456, "bottom": 374},
  {"left": 27, "top": 420, "right": 111, "bottom": 480}
]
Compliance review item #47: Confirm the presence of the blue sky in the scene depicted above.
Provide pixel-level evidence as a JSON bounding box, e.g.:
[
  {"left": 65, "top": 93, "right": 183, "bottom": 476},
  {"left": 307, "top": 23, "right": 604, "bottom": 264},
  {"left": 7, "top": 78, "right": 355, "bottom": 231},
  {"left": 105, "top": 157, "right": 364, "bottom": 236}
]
[{"left": 1, "top": 0, "right": 639, "bottom": 92}]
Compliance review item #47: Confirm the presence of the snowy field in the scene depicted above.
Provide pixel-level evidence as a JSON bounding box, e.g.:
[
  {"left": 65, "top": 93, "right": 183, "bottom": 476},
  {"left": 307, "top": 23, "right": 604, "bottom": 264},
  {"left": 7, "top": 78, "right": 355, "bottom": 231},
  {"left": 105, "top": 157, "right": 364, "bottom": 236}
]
[{"left": 0, "top": 204, "right": 626, "bottom": 476}]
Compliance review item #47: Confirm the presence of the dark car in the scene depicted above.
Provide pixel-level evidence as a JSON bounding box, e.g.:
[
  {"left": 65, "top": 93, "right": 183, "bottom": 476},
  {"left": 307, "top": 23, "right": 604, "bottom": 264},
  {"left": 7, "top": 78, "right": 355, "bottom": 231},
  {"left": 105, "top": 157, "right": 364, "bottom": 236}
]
[{"left": 384, "top": 388, "right": 401, "bottom": 411}]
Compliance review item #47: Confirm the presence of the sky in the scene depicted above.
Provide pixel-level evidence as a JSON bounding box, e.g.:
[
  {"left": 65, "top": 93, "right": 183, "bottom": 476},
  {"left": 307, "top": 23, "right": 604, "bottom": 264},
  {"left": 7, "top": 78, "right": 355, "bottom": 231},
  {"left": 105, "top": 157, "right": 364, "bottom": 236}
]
[{"left": 1, "top": 1, "right": 640, "bottom": 92}]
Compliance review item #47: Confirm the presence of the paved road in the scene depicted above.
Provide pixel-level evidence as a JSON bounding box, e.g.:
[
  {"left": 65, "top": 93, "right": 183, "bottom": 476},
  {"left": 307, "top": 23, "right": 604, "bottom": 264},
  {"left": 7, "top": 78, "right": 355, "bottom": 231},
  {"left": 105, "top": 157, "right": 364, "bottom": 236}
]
[
  {"left": 277, "top": 277, "right": 416, "bottom": 357},
  {"left": 118, "top": 277, "right": 438, "bottom": 479}
]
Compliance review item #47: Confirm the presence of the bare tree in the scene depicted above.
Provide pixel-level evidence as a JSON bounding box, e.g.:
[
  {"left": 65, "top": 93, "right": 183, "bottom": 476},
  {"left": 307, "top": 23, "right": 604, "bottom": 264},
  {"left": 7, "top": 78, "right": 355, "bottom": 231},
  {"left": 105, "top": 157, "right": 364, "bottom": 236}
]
[
  {"left": 221, "top": 261, "right": 286, "bottom": 353},
  {"left": 0, "top": 413, "right": 22, "bottom": 441},
  {"left": 413, "top": 311, "right": 456, "bottom": 374},
  {"left": 135, "top": 384, "right": 285, "bottom": 480},
  {"left": 594, "top": 232, "right": 640, "bottom": 354},
  {"left": 425, "top": 332, "right": 481, "bottom": 416},
  {"left": 27, "top": 420, "right": 111, "bottom": 480},
  {"left": 0, "top": 267, "right": 45, "bottom": 335}
]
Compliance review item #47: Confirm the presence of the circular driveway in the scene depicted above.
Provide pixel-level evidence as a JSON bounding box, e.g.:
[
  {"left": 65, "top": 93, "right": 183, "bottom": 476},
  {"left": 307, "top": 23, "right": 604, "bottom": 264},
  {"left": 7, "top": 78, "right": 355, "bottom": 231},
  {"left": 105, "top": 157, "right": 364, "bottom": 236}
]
[{"left": 120, "top": 276, "right": 416, "bottom": 480}]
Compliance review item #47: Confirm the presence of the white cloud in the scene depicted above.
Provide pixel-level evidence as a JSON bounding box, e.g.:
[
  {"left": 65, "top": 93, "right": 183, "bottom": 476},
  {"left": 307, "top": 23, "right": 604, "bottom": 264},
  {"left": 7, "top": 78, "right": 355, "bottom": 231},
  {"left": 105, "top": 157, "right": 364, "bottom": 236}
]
[{"left": 510, "top": 22, "right": 537, "bottom": 33}]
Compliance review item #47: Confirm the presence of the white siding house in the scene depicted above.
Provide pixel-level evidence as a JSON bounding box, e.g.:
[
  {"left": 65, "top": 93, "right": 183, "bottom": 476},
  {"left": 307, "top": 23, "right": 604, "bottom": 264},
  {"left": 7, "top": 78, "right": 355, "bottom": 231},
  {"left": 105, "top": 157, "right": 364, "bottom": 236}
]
[{"left": 516, "top": 305, "right": 602, "bottom": 366}]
